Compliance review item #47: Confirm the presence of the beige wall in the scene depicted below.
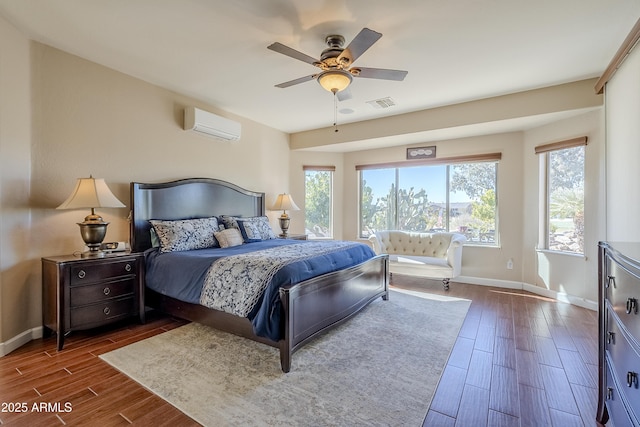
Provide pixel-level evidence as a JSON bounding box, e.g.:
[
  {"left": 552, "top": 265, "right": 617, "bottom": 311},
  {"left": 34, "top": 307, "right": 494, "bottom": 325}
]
[
  {"left": 29, "top": 42, "right": 290, "bottom": 258},
  {"left": 604, "top": 40, "right": 640, "bottom": 240},
  {"left": 0, "top": 15, "right": 33, "bottom": 349},
  {"left": 522, "top": 110, "right": 605, "bottom": 304},
  {"left": 0, "top": 32, "right": 290, "bottom": 350}
]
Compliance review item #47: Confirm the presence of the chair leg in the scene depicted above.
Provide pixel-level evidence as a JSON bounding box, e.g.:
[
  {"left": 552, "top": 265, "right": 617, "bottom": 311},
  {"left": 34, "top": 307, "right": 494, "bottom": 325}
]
[{"left": 442, "top": 278, "right": 450, "bottom": 291}]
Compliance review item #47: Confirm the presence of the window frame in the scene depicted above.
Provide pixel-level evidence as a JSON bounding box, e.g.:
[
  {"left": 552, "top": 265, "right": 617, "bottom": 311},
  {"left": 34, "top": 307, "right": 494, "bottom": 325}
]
[
  {"left": 303, "top": 165, "right": 335, "bottom": 239},
  {"left": 535, "top": 137, "right": 587, "bottom": 255},
  {"left": 356, "top": 153, "right": 501, "bottom": 245}
]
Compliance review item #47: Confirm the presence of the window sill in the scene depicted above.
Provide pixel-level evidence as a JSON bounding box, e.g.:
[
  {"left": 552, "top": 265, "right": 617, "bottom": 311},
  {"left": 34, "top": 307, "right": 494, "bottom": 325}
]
[{"left": 536, "top": 248, "right": 585, "bottom": 259}]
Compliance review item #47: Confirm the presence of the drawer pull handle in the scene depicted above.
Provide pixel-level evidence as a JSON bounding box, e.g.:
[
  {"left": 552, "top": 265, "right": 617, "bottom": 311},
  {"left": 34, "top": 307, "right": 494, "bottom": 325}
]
[
  {"left": 103, "top": 287, "right": 111, "bottom": 296},
  {"left": 77, "top": 270, "right": 86, "bottom": 279},
  {"left": 606, "top": 331, "right": 615, "bottom": 345},
  {"left": 627, "top": 371, "right": 638, "bottom": 388},
  {"left": 607, "top": 387, "right": 614, "bottom": 400},
  {"left": 125, "top": 263, "right": 132, "bottom": 272},
  {"left": 103, "top": 307, "right": 111, "bottom": 316},
  {"left": 626, "top": 297, "right": 638, "bottom": 314},
  {"left": 607, "top": 275, "right": 615, "bottom": 288}
]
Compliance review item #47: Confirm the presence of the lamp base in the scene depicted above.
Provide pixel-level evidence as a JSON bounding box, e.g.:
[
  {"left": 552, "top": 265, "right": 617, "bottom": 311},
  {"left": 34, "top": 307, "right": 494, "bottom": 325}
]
[
  {"left": 278, "top": 216, "right": 290, "bottom": 237},
  {"left": 81, "top": 248, "right": 106, "bottom": 258},
  {"left": 78, "top": 217, "right": 109, "bottom": 259}
]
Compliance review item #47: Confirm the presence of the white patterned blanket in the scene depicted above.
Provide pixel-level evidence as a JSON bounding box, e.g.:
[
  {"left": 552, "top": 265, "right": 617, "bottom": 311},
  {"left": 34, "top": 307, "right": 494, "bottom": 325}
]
[{"left": 199, "top": 241, "right": 361, "bottom": 317}]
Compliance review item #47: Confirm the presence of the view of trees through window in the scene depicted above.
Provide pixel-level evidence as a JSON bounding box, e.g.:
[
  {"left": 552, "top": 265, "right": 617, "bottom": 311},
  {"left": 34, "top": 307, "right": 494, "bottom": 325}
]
[
  {"left": 359, "top": 161, "right": 498, "bottom": 244},
  {"left": 304, "top": 169, "right": 333, "bottom": 238},
  {"left": 547, "top": 145, "right": 584, "bottom": 254}
]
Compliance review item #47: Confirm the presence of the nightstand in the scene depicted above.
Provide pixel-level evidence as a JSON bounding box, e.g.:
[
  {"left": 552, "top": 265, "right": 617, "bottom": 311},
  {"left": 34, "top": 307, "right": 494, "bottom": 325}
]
[
  {"left": 279, "top": 234, "right": 308, "bottom": 240},
  {"left": 42, "top": 251, "right": 145, "bottom": 350}
]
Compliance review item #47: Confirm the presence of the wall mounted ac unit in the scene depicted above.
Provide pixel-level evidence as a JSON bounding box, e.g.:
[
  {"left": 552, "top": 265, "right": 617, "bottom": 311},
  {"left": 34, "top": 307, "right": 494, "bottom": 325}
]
[{"left": 184, "top": 107, "right": 241, "bottom": 141}]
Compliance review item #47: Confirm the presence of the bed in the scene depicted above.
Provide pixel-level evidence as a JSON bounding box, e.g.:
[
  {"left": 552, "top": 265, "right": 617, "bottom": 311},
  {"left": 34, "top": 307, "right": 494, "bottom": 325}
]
[{"left": 130, "top": 178, "right": 389, "bottom": 372}]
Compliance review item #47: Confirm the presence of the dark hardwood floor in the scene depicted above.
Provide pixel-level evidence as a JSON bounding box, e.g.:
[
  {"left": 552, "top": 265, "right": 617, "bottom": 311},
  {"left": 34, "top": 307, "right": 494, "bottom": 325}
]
[
  {"left": 395, "top": 276, "right": 600, "bottom": 427},
  {"left": 0, "top": 276, "right": 599, "bottom": 426}
]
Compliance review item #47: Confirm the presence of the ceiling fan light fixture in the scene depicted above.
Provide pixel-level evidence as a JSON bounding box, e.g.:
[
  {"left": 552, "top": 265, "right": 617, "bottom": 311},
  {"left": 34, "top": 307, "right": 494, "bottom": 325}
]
[{"left": 317, "top": 70, "right": 352, "bottom": 93}]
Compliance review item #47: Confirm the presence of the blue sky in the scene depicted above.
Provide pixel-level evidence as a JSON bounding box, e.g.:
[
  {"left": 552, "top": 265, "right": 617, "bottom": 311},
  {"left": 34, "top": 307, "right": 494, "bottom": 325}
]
[{"left": 362, "top": 165, "right": 470, "bottom": 203}]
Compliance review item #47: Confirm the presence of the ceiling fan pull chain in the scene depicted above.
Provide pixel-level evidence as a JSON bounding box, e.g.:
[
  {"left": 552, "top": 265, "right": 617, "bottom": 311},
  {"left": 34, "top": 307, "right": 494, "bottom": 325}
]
[{"left": 333, "top": 91, "right": 339, "bottom": 132}]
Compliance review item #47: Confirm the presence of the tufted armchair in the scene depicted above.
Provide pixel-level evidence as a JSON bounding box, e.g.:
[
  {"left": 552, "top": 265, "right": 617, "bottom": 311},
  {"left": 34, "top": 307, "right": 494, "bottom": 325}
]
[{"left": 368, "top": 230, "right": 466, "bottom": 290}]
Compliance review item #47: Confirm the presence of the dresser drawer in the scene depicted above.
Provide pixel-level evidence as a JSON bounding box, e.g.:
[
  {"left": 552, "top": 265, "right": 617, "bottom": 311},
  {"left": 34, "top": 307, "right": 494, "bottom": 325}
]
[
  {"left": 606, "top": 254, "right": 640, "bottom": 339},
  {"left": 70, "top": 258, "right": 137, "bottom": 286},
  {"left": 69, "top": 278, "right": 135, "bottom": 307},
  {"left": 606, "top": 307, "right": 640, "bottom": 421},
  {"left": 605, "top": 358, "right": 639, "bottom": 427},
  {"left": 69, "top": 297, "right": 135, "bottom": 329}
]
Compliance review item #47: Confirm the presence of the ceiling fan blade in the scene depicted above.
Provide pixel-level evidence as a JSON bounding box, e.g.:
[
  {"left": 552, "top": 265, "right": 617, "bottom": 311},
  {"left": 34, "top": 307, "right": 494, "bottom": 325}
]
[
  {"left": 274, "top": 74, "right": 317, "bottom": 88},
  {"left": 337, "top": 28, "right": 382, "bottom": 66},
  {"left": 353, "top": 67, "right": 408, "bottom": 81},
  {"left": 267, "top": 42, "right": 319, "bottom": 66},
  {"left": 337, "top": 87, "right": 352, "bottom": 102}
]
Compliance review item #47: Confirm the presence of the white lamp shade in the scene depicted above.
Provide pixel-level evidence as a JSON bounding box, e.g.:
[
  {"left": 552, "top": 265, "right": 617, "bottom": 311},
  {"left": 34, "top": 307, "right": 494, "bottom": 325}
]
[
  {"left": 271, "top": 193, "right": 300, "bottom": 212},
  {"left": 57, "top": 177, "right": 125, "bottom": 210}
]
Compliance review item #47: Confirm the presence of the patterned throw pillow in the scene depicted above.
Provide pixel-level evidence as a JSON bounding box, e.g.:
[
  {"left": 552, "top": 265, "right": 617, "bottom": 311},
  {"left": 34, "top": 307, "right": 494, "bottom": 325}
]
[
  {"left": 218, "top": 215, "right": 240, "bottom": 230},
  {"left": 214, "top": 228, "right": 244, "bottom": 248},
  {"left": 149, "top": 217, "right": 220, "bottom": 253},
  {"left": 236, "top": 217, "right": 277, "bottom": 242}
]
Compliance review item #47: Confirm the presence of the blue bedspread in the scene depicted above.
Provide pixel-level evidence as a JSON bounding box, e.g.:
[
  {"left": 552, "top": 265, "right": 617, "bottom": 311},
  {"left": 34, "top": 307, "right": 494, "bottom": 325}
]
[{"left": 144, "top": 239, "right": 376, "bottom": 340}]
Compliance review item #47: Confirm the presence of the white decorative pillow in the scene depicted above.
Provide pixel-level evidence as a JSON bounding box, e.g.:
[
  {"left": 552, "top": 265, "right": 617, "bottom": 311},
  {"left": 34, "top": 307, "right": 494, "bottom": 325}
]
[
  {"left": 214, "top": 228, "right": 244, "bottom": 248},
  {"left": 150, "top": 217, "right": 220, "bottom": 253},
  {"left": 236, "top": 217, "right": 277, "bottom": 242}
]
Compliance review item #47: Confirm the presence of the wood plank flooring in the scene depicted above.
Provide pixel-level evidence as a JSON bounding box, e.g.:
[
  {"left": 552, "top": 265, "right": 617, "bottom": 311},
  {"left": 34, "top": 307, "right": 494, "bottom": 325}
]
[
  {"left": 0, "top": 312, "right": 198, "bottom": 426},
  {"left": 392, "top": 276, "right": 600, "bottom": 427},
  {"left": 0, "top": 276, "right": 599, "bottom": 426}
]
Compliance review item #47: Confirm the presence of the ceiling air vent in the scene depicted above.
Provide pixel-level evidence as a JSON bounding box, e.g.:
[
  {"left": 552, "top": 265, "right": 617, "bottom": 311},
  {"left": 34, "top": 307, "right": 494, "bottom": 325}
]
[{"left": 366, "top": 97, "right": 396, "bottom": 109}]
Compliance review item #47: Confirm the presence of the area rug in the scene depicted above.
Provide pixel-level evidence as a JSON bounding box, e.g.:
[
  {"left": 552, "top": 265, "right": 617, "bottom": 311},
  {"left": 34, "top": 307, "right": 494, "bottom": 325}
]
[{"left": 100, "top": 289, "right": 470, "bottom": 426}]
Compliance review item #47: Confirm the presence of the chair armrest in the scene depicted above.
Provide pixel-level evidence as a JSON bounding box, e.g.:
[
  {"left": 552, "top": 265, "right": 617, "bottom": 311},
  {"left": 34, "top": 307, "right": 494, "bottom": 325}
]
[
  {"left": 446, "top": 234, "right": 466, "bottom": 275},
  {"left": 368, "top": 235, "right": 384, "bottom": 254}
]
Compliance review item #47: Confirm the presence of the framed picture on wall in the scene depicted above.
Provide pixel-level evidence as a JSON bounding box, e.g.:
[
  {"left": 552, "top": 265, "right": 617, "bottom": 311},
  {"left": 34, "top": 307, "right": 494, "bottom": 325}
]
[{"left": 406, "top": 146, "right": 436, "bottom": 159}]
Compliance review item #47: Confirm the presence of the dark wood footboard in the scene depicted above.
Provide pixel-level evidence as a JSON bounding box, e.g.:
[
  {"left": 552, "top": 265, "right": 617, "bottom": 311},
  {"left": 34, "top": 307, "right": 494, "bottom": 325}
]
[
  {"left": 144, "top": 254, "right": 389, "bottom": 372},
  {"left": 279, "top": 254, "right": 389, "bottom": 372}
]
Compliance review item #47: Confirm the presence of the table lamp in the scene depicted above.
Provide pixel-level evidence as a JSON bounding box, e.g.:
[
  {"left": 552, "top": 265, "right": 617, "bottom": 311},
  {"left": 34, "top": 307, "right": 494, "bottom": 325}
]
[
  {"left": 56, "top": 176, "right": 125, "bottom": 258},
  {"left": 271, "top": 193, "right": 300, "bottom": 237}
]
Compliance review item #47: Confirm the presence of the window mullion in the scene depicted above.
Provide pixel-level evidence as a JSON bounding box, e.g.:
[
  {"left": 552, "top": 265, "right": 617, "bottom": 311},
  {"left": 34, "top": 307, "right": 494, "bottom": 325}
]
[
  {"left": 446, "top": 165, "right": 451, "bottom": 232},
  {"left": 394, "top": 168, "right": 399, "bottom": 229}
]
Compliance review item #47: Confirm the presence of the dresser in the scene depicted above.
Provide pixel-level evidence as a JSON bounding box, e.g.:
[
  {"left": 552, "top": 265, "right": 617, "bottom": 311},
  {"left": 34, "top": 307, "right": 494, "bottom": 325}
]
[
  {"left": 42, "top": 252, "right": 145, "bottom": 350},
  {"left": 598, "top": 242, "right": 640, "bottom": 426}
]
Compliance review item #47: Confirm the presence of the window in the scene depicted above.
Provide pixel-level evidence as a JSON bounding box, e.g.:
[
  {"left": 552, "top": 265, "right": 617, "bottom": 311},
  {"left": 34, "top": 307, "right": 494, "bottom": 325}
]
[
  {"left": 358, "top": 154, "right": 499, "bottom": 244},
  {"left": 537, "top": 137, "right": 586, "bottom": 254},
  {"left": 304, "top": 166, "right": 334, "bottom": 239}
]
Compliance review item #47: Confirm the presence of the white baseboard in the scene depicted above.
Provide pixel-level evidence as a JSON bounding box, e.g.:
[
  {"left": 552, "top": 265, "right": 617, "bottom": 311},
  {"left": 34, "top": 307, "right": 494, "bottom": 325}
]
[
  {"left": 456, "top": 275, "right": 523, "bottom": 289},
  {"left": 0, "top": 326, "right": 43, "bottom": 357},
  {"left": 456, "top": 275, "right": 597, "bottom": 311},
  {"left": 521, "top": 283, "right": 597, "bottom": 311}
]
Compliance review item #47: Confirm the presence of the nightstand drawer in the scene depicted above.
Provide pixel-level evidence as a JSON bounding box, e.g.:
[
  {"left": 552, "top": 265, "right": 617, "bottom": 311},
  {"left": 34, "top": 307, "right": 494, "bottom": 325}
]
[
  {"left": 70, "top": 258, "right": 137, "bottom": 286},
  {"left": 70, "top": 278, "right": 135, "bottom": 307},
  {"left": 69, "top": 296, "right": 135, "bottom": 329}
]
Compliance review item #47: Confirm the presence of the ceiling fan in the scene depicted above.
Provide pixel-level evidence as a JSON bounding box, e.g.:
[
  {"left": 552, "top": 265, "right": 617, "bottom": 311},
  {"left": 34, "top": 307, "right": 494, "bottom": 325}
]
[{"left": 267, "top": 28, "right": 408, "bottom": 101}]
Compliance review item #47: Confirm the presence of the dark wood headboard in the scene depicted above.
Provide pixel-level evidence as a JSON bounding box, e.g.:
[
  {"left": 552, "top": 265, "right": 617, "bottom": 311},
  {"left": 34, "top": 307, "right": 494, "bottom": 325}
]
[{"left": 130, "top": 178, "right": 265, "bottom": 252}]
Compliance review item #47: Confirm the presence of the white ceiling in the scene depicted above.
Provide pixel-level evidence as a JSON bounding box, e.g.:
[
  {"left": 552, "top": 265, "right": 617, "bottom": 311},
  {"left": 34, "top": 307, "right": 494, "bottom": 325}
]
[{"left": 1, "top": 0, "right": 638, "bottom": 138}]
